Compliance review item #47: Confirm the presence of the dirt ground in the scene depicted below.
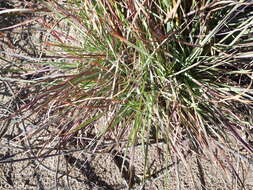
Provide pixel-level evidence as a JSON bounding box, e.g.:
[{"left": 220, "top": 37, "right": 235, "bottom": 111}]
[{"left": 1, "top": 1, "right": 253, "bottom": 190}]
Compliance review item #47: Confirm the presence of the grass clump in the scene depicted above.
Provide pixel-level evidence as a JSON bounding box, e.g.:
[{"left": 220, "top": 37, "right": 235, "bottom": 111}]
[{"left": 3, "top": 0, "right": 253, "bottom": 188}]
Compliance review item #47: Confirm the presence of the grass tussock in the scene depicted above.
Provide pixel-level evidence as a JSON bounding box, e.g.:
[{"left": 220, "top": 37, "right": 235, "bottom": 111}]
[{"left": 2, "top": 0, "right": 253, "bottom": 188}]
